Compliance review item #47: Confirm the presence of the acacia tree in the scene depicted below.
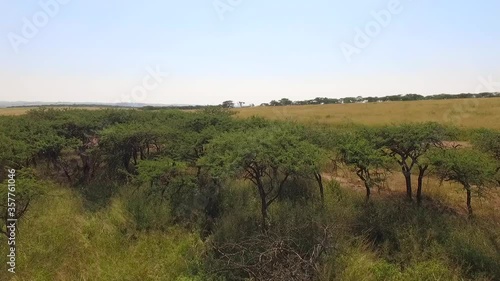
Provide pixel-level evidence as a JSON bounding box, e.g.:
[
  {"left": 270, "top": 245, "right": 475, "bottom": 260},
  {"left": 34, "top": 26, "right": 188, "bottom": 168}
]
[
  {"left": 200, "top": 127, "right": 323, "bottom": 231},
  {"left": 279, "top": 98, "right": 293, "bottom": 106},
  {"left": 0, "top": 132, "right": 30, "bottom": 176},
  {"left": 378, "top": 123, "right": 444, "bottom": 202},
  {"left": 338, "top": 132, "right": 390, "bottom": 202},
  {"left": 430, "top": 149, "right": 497, "bottom": 216},
  {"left": 272, "top": 123, "right": 330, "bottom": 203},
  {"left": 137, "top": 158, "right": 191, "bottom": 194},
  {"left": 473, "top": 129, "right": 500, "bottom": 185},
  {"left": 100, "top": 122, "right": 167, "bottom": 176},
  {"left": 221, "top": 100, "right": 235, "bottom": 108},
  {"left": 136, "top": 157, "right": 200, "bottom": 224},
  {"left": 0, "top": 169, "right": 46, "bottom": 237}
]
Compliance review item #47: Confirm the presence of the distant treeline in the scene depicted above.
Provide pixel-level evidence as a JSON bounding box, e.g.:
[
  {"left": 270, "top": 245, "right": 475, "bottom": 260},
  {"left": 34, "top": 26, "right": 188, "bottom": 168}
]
[
  {"left": 6, "top": 92, "right": 500, "bottom": 110},
  {"left": 141, "top": 105, "right": 213, "bottom": 110},
  {"left": 7, "top": 104, "right": 212, "bottom": 110},
  {"left": 7, "top": 104, "right": 132, "bottom": 109},
  {"left": 261, "top": 92, "right": 500, "bottom": 106}
]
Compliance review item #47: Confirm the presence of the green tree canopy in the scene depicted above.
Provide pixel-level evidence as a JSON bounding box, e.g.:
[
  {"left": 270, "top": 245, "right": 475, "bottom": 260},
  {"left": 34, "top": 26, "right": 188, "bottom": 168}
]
[
  {"left": 377, "top": 122, "right": 446, "bottom": 202},
  {"left": 430, "top": 148, "right": 497, "bottom": 215},
  {"left": 338, "top": 131, "right": 391, "bottom": 201},
  {"left": 199, "top": 126, "right": 324, "bottom": 230}
]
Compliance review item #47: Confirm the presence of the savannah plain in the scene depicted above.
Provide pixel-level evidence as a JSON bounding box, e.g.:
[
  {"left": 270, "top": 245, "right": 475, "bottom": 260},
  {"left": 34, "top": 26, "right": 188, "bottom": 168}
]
[
  {"left": 235, "top": 98, "right": 500, "bottom": 130},
  {"left": 0, "top": 98, "right": 499, "bottom": 281}
]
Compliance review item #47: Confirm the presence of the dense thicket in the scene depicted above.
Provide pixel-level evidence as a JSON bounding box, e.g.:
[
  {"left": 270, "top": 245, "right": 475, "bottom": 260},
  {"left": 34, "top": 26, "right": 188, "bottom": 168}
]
[{"left": 0, "top": 108, "right": 498, "bottom": 280}]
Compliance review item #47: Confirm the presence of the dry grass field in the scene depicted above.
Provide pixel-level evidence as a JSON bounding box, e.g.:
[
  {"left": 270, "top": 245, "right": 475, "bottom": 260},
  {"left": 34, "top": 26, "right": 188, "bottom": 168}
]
[
  {"left": 236, "top": 98, "right": 500, "bottom": 130},
  {"left": 0, "top": 107, "right": 36, "bottom": 116},
  {"left": 0, "top": 106, "right": 112, "bottom": 116},
  {"left": 2, "top": 98, "right": 500, "bottom": 129}
]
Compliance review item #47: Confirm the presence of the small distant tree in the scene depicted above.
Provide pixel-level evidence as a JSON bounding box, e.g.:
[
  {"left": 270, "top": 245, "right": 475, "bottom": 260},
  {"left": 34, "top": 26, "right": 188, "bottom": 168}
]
[
  {"left": 430, "top": 149, "right": 497, "bottom": 216},
  {"left": 279, "top": 98, "right": 293, "bottom": 106},
  {"left": 221, "top": 100, "right": 235, "bottom": 108},
  {"left": 270, "top": 100, "right": 280, "bottom": 106},
  {"left": 338, "top": 132, "right": 390, "bottom": 202},
  {"left": 342, "top": 97, "right": 357, "bottom": 104}
]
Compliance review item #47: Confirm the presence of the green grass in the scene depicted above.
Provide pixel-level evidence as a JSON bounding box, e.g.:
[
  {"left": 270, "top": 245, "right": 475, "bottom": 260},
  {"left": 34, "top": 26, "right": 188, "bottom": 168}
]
[
  {"left": 0, "top": 183, "right": 205, "bottom": 281},
  {"left": 1, "top": 175, "right": 499, "bottom": 280}
]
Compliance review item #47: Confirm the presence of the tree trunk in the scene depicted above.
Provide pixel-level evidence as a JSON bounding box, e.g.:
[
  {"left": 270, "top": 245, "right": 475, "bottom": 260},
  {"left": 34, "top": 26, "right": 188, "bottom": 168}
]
[
  {"left": 404, "top": 171, "right": 412, "bottom": 200},
  {"left": 123, "top": 155, "right": 130, "bottom": 172},
  {"left": 140, "top": 147, "right": 145, "bottom": 160},
  {"left": 314, "top": 172, "right": 324, "bottom": 204},
  {"left": 466, "top": 188, "right": 473, "bottom": 216},
  {"left": 416, "top": 165, "right": 428, "bottom": 205},
  {"left": 80, "top": 153, "right": 91, "bottom": 183},
  {"left": 53, "top": 158, "right": 72, "bottom": 184},
  {"left": 261, "top": 199, "right": 268, "bottom": 232},
  {"left": 132, "top": 148, "right": 138, "bottom": 165},
  {"left": 257, "top": 184, "right": 268, "bottom": 232},
  {"left": 364, "top": 182, "right": 371, "bottom": 203}
]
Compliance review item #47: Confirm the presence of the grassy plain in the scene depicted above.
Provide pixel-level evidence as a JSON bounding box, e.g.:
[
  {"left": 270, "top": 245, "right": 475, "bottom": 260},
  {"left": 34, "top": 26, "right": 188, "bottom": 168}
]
[
  {"left": 3, "top": 98, "right": 500, "bottom": 129},
  {"left": 0, "top": 108, "right": 36, "bottom": 116},
  {"left": 0, "top": 107, "right": 498, "bottom": 280},
  {"left": 0, "top": 107, "right": 110, "bottom": 116},
  {"left": 235, "top": 98, "right": 500, "bottom": 130}
]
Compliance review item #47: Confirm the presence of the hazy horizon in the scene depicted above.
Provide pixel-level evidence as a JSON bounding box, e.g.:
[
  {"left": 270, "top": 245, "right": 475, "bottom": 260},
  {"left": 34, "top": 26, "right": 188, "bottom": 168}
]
[{"left": 1, "top": 1, "right": 499, "bottom": 105}]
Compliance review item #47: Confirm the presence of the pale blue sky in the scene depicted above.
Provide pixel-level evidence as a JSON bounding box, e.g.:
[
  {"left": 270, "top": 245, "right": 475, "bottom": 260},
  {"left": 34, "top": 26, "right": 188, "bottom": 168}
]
[{"left": 1, "top": 0, "right": 499, "bottom": 105}]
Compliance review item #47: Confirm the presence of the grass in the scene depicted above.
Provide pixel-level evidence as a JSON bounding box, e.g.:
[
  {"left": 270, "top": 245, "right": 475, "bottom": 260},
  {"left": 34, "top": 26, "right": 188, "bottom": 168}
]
[
  {"left": 0, "top": 108, "right": 35, "bottom": 116},
  {"left": 0, "top": 107, "right": 113, "bottom": 116},
  {"left": 3, "top": 98, "right": 500, "bottom": 130},
  {"left": 235, "top": 98, "right": 500, "bottom": 130},
  {"left": 0, "top": 183, "right": 205, "bottom": 281},
  {"left": 1, "top": 103, "right": 499, "bottom": 280},
  {"left": 1, "top": 171, "right": 498, "bottom": 280}
]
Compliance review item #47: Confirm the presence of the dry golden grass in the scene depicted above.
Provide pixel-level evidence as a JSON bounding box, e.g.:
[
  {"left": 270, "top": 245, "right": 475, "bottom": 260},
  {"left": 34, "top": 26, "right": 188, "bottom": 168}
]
[
  {"left": 326, "top": 166, "right": 500, "bottom": 223},
  {"left": 0, "top": 106, "right": 113, "bottom": 116},
  {"left": 236, "top": 98, "right": 500, "bottom": 130},
  {"left": 0, "top": 107, "right": 35, "bottom": 116}
]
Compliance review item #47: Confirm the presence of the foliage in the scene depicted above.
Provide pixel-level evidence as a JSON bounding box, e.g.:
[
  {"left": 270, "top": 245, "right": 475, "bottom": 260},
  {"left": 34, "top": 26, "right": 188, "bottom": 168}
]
[
  {"left": 200, "top": 125, "right": 324, "bottom": 230},
  {"left": 377, "top": 122, "right": 446, "bottom": 201},
  {"left": 429, "top": 148, "right": 497, "bottom": 215},
  {"left": 0, "top": 169, "right": 47, "bottom": 237},
  {"left": 0, "top": 108, "right": 499, "bottom": 281},
  {"left": 263, "top": 92, "right": 500, "bottom": 106},
  {"left": 338, "top": 131, "right": 391, "bottom": 201}
]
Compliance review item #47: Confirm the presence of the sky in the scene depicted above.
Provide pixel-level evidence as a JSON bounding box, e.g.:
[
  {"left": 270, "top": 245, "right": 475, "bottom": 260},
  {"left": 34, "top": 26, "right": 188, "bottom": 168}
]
[{"left": 0, "top": 0, "right": 499, "bottom": 105}]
